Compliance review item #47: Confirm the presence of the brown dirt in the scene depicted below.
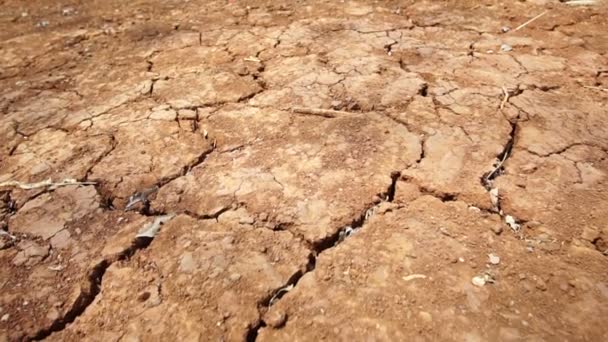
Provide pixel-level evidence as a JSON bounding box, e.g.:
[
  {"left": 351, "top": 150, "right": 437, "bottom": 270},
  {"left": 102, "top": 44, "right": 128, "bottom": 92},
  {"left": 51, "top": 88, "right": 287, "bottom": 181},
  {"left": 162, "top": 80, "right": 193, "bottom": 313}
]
[{"left": 0, "top": 0, "right": 607, "bottom": 341}]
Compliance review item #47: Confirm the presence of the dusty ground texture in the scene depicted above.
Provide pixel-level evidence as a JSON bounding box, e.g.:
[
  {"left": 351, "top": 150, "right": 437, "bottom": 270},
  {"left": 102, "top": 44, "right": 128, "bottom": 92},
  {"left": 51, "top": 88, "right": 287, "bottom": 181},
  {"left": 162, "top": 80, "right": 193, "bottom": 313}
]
[{"left": 0, "top": 0, "right": 607, "bottom": 341}]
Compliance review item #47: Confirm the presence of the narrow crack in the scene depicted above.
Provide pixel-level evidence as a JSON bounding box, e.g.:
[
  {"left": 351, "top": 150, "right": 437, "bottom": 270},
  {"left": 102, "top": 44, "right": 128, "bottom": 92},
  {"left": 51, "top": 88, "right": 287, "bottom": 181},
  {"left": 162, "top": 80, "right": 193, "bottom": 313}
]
[
  {"left": 83, "top": 133, "right": 118, "bottom": 182},
  {"left": 480, "top": 119, "right": 527, "bottom": 232},
  {"left": 245, "top": 171, "right": 400, "bottom": 341},
  {"left": 481, "top": 121, "right": 516, "bottom": 189},
  {"left": 157, "top": 145, "right": 215, "bottom": 188},
  {"left": 30, "top": 222, "right": 168, "bottom": 340}
]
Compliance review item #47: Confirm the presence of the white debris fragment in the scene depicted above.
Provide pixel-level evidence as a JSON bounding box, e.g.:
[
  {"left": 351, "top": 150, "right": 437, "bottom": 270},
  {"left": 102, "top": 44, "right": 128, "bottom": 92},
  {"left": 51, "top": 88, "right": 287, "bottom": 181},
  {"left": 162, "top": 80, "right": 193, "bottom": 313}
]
[
  {"left": 468, "top": 206, "right": 481, "bottom": 213},
  {"left": 500, "top": 43, "right": 513, "bottom": 52},
  {"left": 402, "top": 274, "right": 427, "bottom": 282},
  {"left": 505, "top": 215, "right": 521, "bottom": 232},
  {"left": 0, "top": 230, "right": 16, "bottom": 240},
  {"left": 48, "top": 265, "right": 64, "bottom": 271},
  {"left": 472, "top": 276, "right": 487, "bottom": 287},
  {"left": 136, "top": 214, "right": 175, "bottom": 238},
  {"left": 489, "top": 188, "right": 499, "bottom": 208},
  {"left": 488, "top": 253, "right": 501, "bottom": 265},
  {"left": 472, "top": 273, "right": 495, "bottom": 287},
  {"left": 62, "top": 7, "right": 75, "bottom": 16}
]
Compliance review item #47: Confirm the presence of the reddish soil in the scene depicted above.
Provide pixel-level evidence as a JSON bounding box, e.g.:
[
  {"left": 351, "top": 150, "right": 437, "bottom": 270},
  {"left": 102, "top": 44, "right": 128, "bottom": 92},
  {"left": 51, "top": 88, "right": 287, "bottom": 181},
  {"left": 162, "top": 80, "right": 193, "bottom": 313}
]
[{"left": 1, "top": 0, "right": 607, "bottom": 341}]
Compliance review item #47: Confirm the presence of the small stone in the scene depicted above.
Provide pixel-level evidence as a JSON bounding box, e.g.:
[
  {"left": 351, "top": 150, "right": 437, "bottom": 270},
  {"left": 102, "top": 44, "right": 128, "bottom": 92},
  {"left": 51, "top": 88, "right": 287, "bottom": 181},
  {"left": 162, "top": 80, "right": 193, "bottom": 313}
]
[
  {"left": 472, "top": 276, "right": 486, "bottom": 287},
  {"left": 535, "top": 278, "right": 547, "bottom": 291},
  {"left": 488, "top": 253, "right": 500, "bottom": 265},
  {"left": 491, "top": 225, "right": 503, "bottom": 235},
  {"left": 0, "top": 314, "right": 8, "bottom": 322},
  {"left": 36, "top": 20, "right": 50, "bottom": 28},
  {"left": 265, "top": 310, "right": 287, "bottom": 328},
  {"left": 468, "top": 206, "right": 481, "bottom": 213},
  {"left": 61, "top": 7, "right": 75, "bottom": 16},
  {"left": 229, "top": 273, "right": 241, "bottom": 282},
  {"left": 501, "top": 26, "right": 511, "bottom": 33},
  {"left": 500, "top": 43, "right": 513, "bottom": 52},
  {"left": 505, "top": 215, "right": 521, "bottom": 231},
  {"left": 458, "top": 257, "right": 465, "bottom": 263},
  {"left": 489, "top": 188, "right": 499, "bottom": 207}
]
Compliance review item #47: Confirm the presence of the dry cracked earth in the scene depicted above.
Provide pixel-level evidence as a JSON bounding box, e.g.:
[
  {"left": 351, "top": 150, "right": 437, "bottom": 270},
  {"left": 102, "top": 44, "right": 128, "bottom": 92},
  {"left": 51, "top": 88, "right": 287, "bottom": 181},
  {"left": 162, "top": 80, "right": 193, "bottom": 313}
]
[{"left": 0, "top": 0, "right": 607, "bottom": 341}]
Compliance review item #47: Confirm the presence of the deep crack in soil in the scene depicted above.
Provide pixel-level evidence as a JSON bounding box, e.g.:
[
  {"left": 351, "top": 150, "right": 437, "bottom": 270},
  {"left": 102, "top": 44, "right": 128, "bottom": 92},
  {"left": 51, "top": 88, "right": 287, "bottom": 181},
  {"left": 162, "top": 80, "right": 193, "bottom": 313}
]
[
  {"left": 30, "top": 234, "right": 158, "bottom": 341},
  {"left": 246, "top": 172, "right": 401, "bottom": 341}
]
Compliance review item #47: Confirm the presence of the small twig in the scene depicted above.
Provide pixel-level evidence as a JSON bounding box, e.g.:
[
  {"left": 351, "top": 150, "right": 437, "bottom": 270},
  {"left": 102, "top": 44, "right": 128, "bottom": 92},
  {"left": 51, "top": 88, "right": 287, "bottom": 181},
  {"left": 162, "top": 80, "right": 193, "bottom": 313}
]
[
  {"left": 583, "top": 85, "right": 608, "bottom": 92},
  {"left": 499, "top": 86, "right": 510, "bottom": 110},
  {"left": 485, "top": 149, "right": 510, "bottom": 184},
  {"left": 563, "top": 0, "right": 598, "bottom": 6},
  {"left": 514, "top": 10, "right": 549, "bottom": 32},
  {"left": 244, "top": 56, "right": 261, "bottom": 63},
  {"left": 0, "top": 178, "right": 97, "bottom": 190},
  {"left": 291, "top": 107, "right": 357, "bottom": 118},
  {"left": 268, "top": 284, "right": 294, "bottom": 306}
]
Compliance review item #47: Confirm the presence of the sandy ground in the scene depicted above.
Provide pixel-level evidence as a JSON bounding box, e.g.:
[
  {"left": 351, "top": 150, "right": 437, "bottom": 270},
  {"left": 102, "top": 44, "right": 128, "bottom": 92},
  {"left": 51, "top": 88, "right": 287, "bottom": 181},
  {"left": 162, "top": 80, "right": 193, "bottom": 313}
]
[{"left": 1, "top": 0, "right": 607, "bottom": 341}]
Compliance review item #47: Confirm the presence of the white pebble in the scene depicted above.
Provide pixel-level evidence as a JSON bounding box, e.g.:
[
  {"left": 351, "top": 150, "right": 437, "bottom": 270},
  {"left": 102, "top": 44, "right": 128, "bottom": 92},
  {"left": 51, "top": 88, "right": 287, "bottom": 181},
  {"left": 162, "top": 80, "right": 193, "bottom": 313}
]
[
  {"left": 488, "top": 253, "right": 500, "bottom": 265},
  {"left": 472, "top": 276, "right": 486, "bottom": 287}
]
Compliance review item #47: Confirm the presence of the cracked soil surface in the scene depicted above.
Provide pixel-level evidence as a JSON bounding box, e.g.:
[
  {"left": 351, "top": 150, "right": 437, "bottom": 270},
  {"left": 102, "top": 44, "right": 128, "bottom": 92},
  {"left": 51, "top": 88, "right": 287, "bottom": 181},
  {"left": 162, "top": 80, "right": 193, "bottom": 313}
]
[{"left": 1, "top": 0, "right": 607, "bottom": 341}]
